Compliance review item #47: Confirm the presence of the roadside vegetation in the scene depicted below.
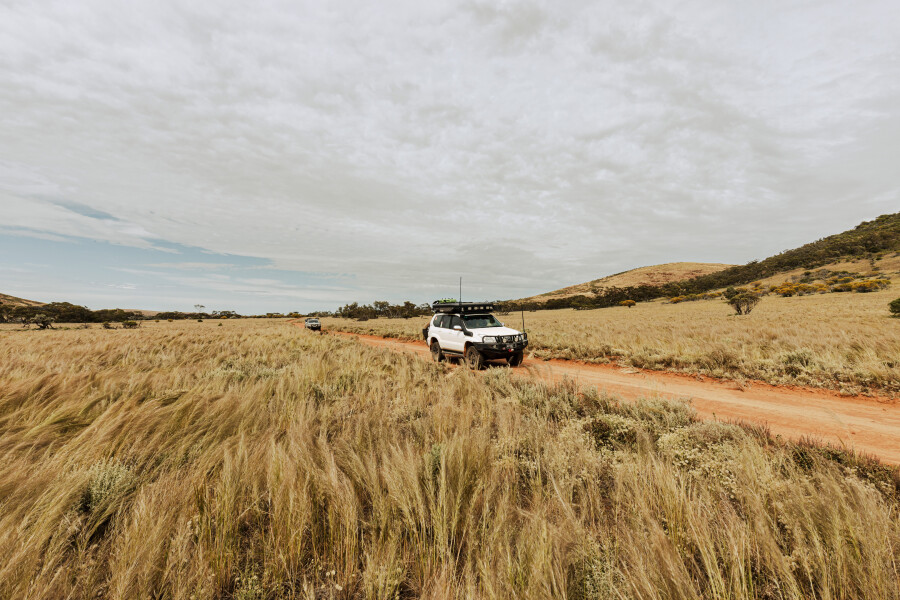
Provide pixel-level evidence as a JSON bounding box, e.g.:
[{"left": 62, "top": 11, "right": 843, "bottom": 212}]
[
  {"left": 324, "top": 286, "right": 900, "bottom": 395},
  {"left": 0, "top": 319, "right": 898, "bottom": 599}
]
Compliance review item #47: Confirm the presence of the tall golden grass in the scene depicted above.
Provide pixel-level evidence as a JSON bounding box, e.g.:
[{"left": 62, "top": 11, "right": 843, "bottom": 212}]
[
  {"left": 325, "top": 287, "right": 900, "bottom": 394},
  {"left": 0, "top": 320, "right": 898, "bottom": 599}
]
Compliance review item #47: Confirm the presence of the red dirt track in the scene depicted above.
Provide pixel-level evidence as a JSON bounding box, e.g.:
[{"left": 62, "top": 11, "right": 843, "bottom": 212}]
[{"left": 293, "top": 323, "right": 900, "bottom": 464}]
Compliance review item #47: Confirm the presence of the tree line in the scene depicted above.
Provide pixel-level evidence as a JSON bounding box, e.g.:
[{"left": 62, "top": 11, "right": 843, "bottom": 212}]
[
  {"left": 0, "top": 302, "right": 246, "bottom": 325},
  {"left": 324, "top": 301, "right": 432, "bottom": 320},
  {"left": 0, "top": 302, "right": 147, "bottom": 325}
]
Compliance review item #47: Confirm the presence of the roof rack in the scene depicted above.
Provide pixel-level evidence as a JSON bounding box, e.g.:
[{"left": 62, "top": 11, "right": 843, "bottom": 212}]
[{"left": 431, "top": 301, "right": 495, "bottom": 314}]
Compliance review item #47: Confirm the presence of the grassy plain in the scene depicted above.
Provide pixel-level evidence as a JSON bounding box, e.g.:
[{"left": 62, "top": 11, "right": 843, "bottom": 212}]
[
  {"left": 1, "top": 319, "right": 899, "bottom": 599},
  {"left": 325, "top": 286, "right": 900, "bottom": 395}
]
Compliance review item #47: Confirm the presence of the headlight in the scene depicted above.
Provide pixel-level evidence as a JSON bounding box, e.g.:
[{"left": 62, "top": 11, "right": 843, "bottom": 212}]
[{"left": 482, "top": 336, "right": 497, "bottom": 343}]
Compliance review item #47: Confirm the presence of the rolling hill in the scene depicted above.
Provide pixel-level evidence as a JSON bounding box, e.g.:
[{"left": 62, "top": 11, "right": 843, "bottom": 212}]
[
  {"left": 523, "top": 262, "right": 735, "bottom": 303},
  {"left": 0, "top": 293, "right": 44, "bottom": 308},
  {"left": 507, "top": 211, "right": 900, "bottom": 310}
]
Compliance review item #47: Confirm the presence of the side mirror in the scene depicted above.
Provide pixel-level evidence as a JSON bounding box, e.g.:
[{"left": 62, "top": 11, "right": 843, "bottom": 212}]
[{"left": 453, "top": 325, "right": 462, "bottom": 331}]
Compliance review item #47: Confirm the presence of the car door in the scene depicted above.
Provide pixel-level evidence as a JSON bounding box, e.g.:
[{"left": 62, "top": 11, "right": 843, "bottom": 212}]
[
  {"left": 444, "top": 315, "right": 465, "bottom": 353},
  {"left": 431, "top": 315, "right": 449, "bottom": 347}
]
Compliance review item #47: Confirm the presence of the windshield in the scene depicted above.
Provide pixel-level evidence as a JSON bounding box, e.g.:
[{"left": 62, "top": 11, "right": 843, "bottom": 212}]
[{"left": 463, "top": 314, "right": 502, "bottom": 329}]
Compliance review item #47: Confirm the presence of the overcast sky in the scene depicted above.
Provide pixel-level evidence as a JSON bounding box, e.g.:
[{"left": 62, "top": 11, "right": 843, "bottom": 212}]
[{"left": 2, "top": 0, "right": 899, "bottom": 313}]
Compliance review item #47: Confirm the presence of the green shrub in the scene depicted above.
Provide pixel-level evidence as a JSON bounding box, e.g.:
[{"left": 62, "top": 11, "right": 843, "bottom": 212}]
[
  {"left": 890, "top": 298, "right": 900, "bottom": 317},
  {"left": 31, "top": 313, "right": 53, "bottom": 330},
  {"left": 102, "top": 321, "right": 114, "bottom": 329},
  {"left": 727, "top": 292, "right": 760, "bottom": 315},
  {"left": 121, "top": 321, "right": 140, "bottom": 329}
]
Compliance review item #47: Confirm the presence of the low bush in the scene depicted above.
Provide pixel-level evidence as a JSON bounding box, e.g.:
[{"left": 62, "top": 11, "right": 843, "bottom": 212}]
[
  {"left": 852, "top": 279, "right": 891, "bottom": 293},
  {"left": 31, "top": 314, "right": 53, "bottom": 330},
  {"left": 890, "top": 298, "right": 900, "bottom": 317},
  {"left": 121, "top": 321, "right": 139, "bottom": 329}
]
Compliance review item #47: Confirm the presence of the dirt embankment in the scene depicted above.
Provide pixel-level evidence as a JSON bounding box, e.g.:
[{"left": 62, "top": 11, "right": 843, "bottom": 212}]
[{"left": 292, "top": 322, "right": 900, "bottom": 465}]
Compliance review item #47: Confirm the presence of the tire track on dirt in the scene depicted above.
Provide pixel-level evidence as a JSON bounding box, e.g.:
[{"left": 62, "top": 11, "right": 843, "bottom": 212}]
[{"left": 292, "top": 322, "right": 900, "bottom": 464}]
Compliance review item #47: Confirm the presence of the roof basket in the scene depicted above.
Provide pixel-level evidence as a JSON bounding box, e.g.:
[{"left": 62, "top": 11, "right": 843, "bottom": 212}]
[{"left": 431, "top": 301, "right": 495, "bottom": 314}]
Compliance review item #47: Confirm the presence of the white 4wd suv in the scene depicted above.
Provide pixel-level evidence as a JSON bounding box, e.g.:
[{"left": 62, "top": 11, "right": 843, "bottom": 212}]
[{"left": 422, "top": 302, "right": 528, "bottom": 369}]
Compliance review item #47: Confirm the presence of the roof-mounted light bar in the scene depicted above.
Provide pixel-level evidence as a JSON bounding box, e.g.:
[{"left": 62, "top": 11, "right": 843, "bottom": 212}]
[{"left": 431, "top": 301, "right": 495, "bottom": 314}]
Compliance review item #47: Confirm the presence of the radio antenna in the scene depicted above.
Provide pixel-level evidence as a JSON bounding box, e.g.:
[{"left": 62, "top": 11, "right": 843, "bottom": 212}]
[
  {"left": 459, "top": 277, "right": 462, "bottom": 304},
  {"left": 521, "top": 308, "right": 526, "bottom": 333}
]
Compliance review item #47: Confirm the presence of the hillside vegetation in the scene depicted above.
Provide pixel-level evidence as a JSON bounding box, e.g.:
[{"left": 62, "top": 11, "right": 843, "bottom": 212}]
[
  {"left": 0, "top": 320, "right": 898, "bottom": 599},
  {"left": 503, "top": 212, "right": 900, "bottom": 311},
  {"left": 667, "top": 212, "right": 900, "bottom": 295},
  {"left": 325, "top": 285, "right": 900, "bottom": 394},
  {"left": 522, "top": 262, "right": 735, "bottom": 303}
]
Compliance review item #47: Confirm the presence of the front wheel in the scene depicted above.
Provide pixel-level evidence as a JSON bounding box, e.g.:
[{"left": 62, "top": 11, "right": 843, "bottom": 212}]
[
  {"left": 465, "top": 345, "right": 484, "bottom": 370},
  {"left": 430, "top": 340, "right": 445, "bottom": 362},
  {"left": 507, "top": 351, "right": 524, "bottom": 367}
]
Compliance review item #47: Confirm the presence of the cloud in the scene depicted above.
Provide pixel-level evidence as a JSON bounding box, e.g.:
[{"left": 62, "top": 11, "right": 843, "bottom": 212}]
[
  {"left": 147, "top": 262, "right": 237, "bottom": 270},
  {"left": 1, "top": 0, "right": 899, "bottom": 309}
]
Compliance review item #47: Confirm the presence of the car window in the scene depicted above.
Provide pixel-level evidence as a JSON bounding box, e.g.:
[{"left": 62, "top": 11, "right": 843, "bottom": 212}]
[
  {"left": 434, "top": 315, "right": 447, "bottom": 328},
  {"left": 463, "top": 314, "right": 502, "bottom": 328},
  {"left": 449, "top": 316, "right": 462, "bottom": 329}
]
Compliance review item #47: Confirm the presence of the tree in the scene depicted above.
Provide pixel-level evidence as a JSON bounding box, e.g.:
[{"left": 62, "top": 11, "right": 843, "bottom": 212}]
[
  {"left": 890, "top": 298, "right": 900, "bottom": 317},
  {"left": 194, "top": 304, "right": 205, "bottom": 313},
  {"left": 728, "top": 293, "right": 760, "bottom": 315},
  {"left": 373, "top": 301, "right": 390, "bottom": 318}
]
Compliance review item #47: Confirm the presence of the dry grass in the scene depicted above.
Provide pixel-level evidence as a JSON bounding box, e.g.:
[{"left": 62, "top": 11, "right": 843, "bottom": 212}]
[
  {"left": 1, "top": 319, "right": 898, "bottom": 599},
  {"left": 325, "top": 286, "right": 900, "bottom": 394}
]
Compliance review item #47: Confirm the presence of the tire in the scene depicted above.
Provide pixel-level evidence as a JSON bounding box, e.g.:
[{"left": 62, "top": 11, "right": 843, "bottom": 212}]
[
  {"left": 430, "top": 340, "right": 445, "bottom": 362},
  {"left": 465, "top": 345, "right": 484, "bottom": 370},
  {"left": 507, "top": 351, "right": 524, "bottom": 367}
]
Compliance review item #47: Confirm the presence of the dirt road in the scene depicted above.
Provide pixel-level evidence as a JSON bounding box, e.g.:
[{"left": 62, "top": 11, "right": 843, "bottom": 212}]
[{"left": 295, "top": 324, "right": 900, "bottom": 464}]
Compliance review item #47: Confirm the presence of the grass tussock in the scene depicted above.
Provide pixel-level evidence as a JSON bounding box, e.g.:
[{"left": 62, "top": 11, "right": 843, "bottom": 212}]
[
  {"left": 0, "top": 319, "right": 898, "bottom": 599},
  {"left": 324, "top": 285, "right": 900, "bottom": 394}
]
